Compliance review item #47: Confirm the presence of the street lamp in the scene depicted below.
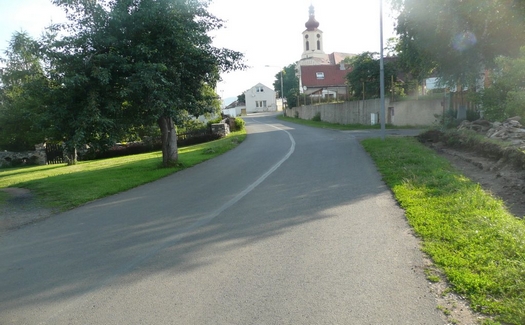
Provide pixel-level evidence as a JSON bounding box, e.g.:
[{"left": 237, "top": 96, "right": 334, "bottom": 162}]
[{"left": 265, "top": 65, "right": 284, "bottom": 110}]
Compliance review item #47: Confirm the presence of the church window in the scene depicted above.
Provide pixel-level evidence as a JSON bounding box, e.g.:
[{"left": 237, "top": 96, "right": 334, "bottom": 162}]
[
  {"left": 306, "top": 41, "right": 309, "bottom": 51},
  {"left": 317, "top": 40, "right": 320, "bottom": 50},
  {"left": 317, "top": 34, "right": 320, "bottom": 38},
  {"left": 305, "top": 35, "right": 309, "bottom": 39}
]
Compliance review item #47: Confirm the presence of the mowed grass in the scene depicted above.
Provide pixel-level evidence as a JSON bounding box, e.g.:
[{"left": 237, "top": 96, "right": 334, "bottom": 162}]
[
  {"left": 0, "top": 130, "right": 246, "bottom": 211},
  {"left": 362, "top": 137, "right": 525, "bottom": 325}
]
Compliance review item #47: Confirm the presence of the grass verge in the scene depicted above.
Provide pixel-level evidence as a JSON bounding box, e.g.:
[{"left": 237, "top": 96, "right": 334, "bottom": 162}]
[
  {"left": 277, "top": 114, "right": 417, "bottom": 130},
  {"left": 361, "top": 136, "right": 525, "bottom": 324},
  {"left": 0, "top": 130, "right": 246, "bottom": 211}
]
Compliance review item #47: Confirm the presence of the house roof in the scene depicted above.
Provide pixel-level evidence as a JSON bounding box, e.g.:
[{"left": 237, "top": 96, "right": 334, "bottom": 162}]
[
  {"left": 328, "top": 52, "right": 355, "bottom": 65},
  {"left": 301, "top": 64, "right": 351, "bottom": 88}
]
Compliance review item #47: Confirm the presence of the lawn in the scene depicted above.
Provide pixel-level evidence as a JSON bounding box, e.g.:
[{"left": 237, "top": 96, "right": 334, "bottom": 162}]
[
  {"left": 362, "top": 137, "right": 525, "bottom": 325},
  {"left": 0, "top": 130, "right": 246, "bottom": 211}
]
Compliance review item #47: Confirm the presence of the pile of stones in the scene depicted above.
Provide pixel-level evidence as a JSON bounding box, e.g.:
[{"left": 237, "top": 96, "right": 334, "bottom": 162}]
[{"left": 458, "top": 117, "right": 525, "bottom": 148}]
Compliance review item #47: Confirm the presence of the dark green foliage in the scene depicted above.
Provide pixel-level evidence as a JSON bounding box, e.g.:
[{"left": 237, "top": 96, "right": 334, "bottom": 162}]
[
  {"left": 206, "top": 116, "right": 223, "bottom": 128},
  {"left": 39, "top": 0, "right": 244, "bottom": 165},
  {"left": 237, "top": 93, "right": 245, "bottom": 104},
  {"left": 345, "top": 52, "right": 401, "bottom": 100},
  {"left": 392, "top": 0, "right": 525, "bottom": 88},
  {"left": 311, "top": 112, "right": 321, "bottom": 121},
  {"left": 272, "top": 64, "right": 299, "bottom": 108},
  {"left": 0, "top": 32, "right": 50, "bottom": 151}
]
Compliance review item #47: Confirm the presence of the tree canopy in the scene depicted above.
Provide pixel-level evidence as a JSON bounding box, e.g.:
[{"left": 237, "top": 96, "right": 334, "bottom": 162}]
[
  {"left": 345, "top": 52, "right": 400, "bottom": 100},
  {"left": 0, "top": 0, "right": 245, "bottom": 166},
  {"left": 272, "top": 63, "right": 299, "bottom": 108},
  {"left": 392, "top": 0, "right": 525, "bottom": 87},
  {"left": 0, "top": 32, "right": 50, "bottom": 151}
]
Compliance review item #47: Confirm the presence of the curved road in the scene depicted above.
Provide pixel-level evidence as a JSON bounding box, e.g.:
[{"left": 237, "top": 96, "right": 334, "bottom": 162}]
[{"left": 0, "top": 113, "right": 444, "bottom": 324}]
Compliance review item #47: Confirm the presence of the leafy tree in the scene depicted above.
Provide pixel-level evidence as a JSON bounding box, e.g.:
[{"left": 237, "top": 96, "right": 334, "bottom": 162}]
[
  {"left": 0, "top": 32, "right": 50, "bottom": 151},
  {"left": 345, "top": 52, "right": 399, "bottom": 100},
  {"left": 237, "top": 93, "right": 245, "bottom": 104},
  {"left": 272, "top": 63, "right": 299, "bottom": 108},
  {"left": 393, "top": 36, "right": 437, "bottom": 96},
  {"left": 44, "top": 0, "right": 244, "bottom": 166},
  {"left": 392, "top": 0, "right": 525, "bottom": 88},
  {"left": 481, "top": 46, "right": 525, "bottom": 121}
]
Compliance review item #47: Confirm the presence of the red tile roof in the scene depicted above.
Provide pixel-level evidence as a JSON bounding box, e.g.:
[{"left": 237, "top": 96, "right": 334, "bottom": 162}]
[{"left": 301, "top": 64, "right": 352, "bottom": 88}]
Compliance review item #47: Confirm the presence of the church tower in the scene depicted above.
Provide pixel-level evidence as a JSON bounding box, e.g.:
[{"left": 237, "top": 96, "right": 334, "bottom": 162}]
[{"left": 301, "top": 5, "right": 325, "bottom": 60}]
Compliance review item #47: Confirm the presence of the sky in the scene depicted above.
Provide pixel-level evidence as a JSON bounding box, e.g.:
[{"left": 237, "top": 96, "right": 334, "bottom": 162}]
[{"left": 0, "top": 0, "right": 398, "bottom": 104}]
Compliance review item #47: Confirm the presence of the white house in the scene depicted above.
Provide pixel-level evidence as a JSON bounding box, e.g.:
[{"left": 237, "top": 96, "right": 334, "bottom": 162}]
[{"left": 244, "top": 83, "right": 277, "bottom": 113}]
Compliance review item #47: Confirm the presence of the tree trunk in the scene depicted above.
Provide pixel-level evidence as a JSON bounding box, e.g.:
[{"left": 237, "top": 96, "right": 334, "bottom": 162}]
[
  {"left": 65, "top": 147, "right": 77, "bottom": 165},
  {"left": 158, "top": 115, "right": 178, "bottom": 167}
]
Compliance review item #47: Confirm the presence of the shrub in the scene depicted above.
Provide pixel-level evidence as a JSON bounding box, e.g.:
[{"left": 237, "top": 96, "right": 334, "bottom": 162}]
[
  {"left": 234, "top": 117, "right": 245, "bottom": 131},
  {"left": 312, "top": 112, "right": 321, "bottom": 121},
  {"left": 206, "top": 116, "right": 223, "bottom": 128}
]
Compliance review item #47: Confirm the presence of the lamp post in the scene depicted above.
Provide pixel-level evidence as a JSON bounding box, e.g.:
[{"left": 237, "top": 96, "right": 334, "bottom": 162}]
[
  {"left": 265, "top": 65, "right": 284, "bottom": 111},
  {"left": 379, "top": 0, "right": 386, "bottom": 140}
]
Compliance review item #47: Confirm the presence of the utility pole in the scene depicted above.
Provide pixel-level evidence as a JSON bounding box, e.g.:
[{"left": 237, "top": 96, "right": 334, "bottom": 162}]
[{"left": 379, "top": 0, "right": 386, "bottom": 140}]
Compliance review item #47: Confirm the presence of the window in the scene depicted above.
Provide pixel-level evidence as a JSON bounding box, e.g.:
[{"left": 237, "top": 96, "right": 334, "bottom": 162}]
[
  {"left": 317, "top": 40, "right": 320, "bottom": 50},
  {"left": 256, "top": 100, "right": 267, "bottom": 108},
  {"left": 316, "top": 72, "right": 324, "bottom": 79},
  {"left": 306, "top": 41, "right": 309, "bottom": 51},
  {"left": 256, "top": 87, "right": 264, "bottom": 92}
]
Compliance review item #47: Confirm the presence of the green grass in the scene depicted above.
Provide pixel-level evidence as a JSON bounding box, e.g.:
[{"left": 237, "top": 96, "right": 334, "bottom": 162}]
[
  {"left": 362, "top": 137, "right": 525, "bottom": 324},
  {"left": 0, "top": 130, "right": 246, "bottom": 211},
  {"left": 277, "top": 114, "right": 416, "bottom": 130}
]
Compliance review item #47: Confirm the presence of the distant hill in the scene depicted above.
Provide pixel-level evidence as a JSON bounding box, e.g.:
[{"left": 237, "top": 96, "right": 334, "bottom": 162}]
[{"left": 222, "top": 97, "right": 236, "bottom": 108}]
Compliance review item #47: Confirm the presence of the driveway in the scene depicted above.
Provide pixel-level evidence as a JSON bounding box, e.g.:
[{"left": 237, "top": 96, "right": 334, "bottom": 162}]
[{"left": 0, "top": 113, "right": 443, "bottom": 324}]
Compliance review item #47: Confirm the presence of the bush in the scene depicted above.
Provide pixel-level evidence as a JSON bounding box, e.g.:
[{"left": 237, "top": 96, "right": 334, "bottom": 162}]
[
  {"left": 234, "top": 117, "right": 245, "bottom": 131},
  {"left": 312, "top": 112, "right": 321, "bottom": 121},
  {"left": 206, "top": 116, "right": 223, "bottom": 128}
]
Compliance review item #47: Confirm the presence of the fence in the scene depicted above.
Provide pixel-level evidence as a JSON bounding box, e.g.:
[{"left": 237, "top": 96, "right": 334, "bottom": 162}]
[{"left": 45, "top": 143, "right": 65, "bottom": 164}]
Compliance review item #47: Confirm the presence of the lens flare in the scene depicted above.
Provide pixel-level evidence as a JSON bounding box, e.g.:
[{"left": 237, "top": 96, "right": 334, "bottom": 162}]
[{"left": 452, "top": 31, "right": 477, "bottom": 52}]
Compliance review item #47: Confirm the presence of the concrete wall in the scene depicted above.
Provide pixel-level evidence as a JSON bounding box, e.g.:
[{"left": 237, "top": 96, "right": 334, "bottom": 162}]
[{"left": 285, "top": 98, "right": 443, "bottom": 126}]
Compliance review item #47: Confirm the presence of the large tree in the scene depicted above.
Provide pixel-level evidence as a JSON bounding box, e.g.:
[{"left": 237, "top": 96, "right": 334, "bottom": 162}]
[
  {"left": 0, "top": 32, "right": 50, "bottom": 151},
  {"left": 44, "top": 0, "right": 244, "bottom": 166},
  {"left": 345, "top": 52, "right": 400, "bottom": 100},
  {"left": 272, "top": 63, "right": 299, "bottom": 108},
  {"left": 392, "top": 0, "right": 525, "bottom": 88}
]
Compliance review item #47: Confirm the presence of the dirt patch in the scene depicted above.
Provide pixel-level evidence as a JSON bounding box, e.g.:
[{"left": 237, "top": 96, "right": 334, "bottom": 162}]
[
  {"left": 419, "top": 130, "right": 525, "bottom": 219},
  {"left": 0, "top": 187, "right": 54, "bottom": 236},
  {"left": 417, "top": 129, "right": 525, "bottom": 324}
]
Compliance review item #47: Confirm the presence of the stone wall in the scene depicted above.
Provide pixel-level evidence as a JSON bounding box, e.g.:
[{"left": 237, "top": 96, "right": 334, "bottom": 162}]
[
  {"left": 0, "top": 144, "right": 47, "bottom": 167},
  {"left": 285, "top": 98, "right": 443, "bottom": 127},
  {"left": 211, "top": 123, "right": 230, "bottom": 137}
]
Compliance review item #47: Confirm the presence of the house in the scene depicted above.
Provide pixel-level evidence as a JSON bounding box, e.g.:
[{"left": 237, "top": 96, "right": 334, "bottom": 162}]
[
  {"left": 300, "top": 62, "right": 351, "bottom": 99},
  {"left": 222, "top": 100, "right": 245, "bottom": 117},
  {"left": 243, "top": 83, "right": 278, "bottom": 113}
]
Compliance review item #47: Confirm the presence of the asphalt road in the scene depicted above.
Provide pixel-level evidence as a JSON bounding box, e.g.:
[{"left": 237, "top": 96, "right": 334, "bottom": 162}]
[{"left": 0, "top": 113, "right": 444, "bottom": 324}]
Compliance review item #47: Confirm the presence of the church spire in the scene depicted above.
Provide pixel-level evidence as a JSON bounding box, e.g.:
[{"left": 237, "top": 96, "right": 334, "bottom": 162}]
[{"left": 305, "top": 4, "right": 320, "bottom": 31}]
